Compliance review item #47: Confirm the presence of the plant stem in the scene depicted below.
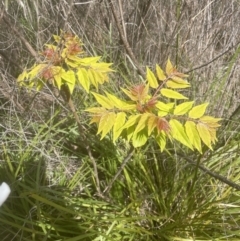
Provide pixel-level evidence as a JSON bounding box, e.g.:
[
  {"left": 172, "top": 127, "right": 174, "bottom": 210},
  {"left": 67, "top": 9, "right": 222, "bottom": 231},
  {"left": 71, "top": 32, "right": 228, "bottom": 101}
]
[
  {"left": 184, "top": 155, "right": 240, "bottom": 191},
  {"left": 103, "top": 146, "right": 135, "bottom": 194}
]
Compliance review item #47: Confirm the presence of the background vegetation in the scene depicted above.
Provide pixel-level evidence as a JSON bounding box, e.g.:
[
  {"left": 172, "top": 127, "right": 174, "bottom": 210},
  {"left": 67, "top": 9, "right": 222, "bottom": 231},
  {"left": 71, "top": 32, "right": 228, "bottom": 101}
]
[{"left": 0, "top": 0, "right": 240, "bottom": 240}]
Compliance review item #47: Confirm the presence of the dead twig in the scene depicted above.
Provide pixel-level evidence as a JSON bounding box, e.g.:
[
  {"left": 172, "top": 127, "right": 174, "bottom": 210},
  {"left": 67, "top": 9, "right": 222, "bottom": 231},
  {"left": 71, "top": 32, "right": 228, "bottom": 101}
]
[
  {"left": 106, "top": 0, "right": 145, "bottom": 78},
  {"left": 103, "top": 146, "right": 135, "bottom": 194}
]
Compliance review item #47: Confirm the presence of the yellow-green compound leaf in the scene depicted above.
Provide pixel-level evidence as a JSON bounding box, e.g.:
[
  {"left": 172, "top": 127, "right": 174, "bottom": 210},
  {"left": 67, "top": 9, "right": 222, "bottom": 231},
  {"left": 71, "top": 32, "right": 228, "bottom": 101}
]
[
  {"left": 160, "top": 88, "right": 188, "bottom": 100},
  {"left": 185, "top": 121, "right": 202, "bottom": 153},
  {"left": 134, "top": 113, "right": 151, "bottom": 136},
  {"left": 156, "top": 102, "right": 174, "bottom": 117},
  {"left": 98, "top": 112, "right": 116, "bottom": 140},
  {"left": 77, "top": 68, "right": 90, "bottom": 93},
  {"left": 113, "top": 112, "right": 126, "bottom": 142},
  {"left": 61, "top": 70, "right": 76, "bottom": 94},
  {"left": 155, "top": 132, "right": 166, "bottom": 152},
  {"left": 174, "top": 101, "right": 194, "bottom": 115},
  {"left": 197, "top": 122, "right": 212, "bottom": 150},
  {"left": 146, "top": 67, "right": 158, "bottom": 88},
  {"left": 132, "top": 128, "right": 148, "bottom": 148},
  {"left": 169, "top": 119, "right": 193, "bottom": 150},
  {"left": 188, "top": 103, "right": 209, "bottom": 119},
  {"left": 91, "top": 92, "right": 114, "bottom": 109},
  {"left": 156, "top": 64, "right": 166, "bottom": 81}
]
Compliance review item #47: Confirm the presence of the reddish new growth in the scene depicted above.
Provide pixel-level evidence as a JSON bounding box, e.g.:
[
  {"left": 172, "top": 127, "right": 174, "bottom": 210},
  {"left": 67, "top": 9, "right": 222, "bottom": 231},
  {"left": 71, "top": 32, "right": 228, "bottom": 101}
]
[
  {"left": 42, "top": 47, "right": 62, "bottom": 65},
  {"left": 41, "top": 68, "right": 54, "bottom": 81},
  {"left": 156, "top": 117, "right": 170, "bottom": 134},
  {"left": 137, "top": 97, "right": 157, "bottom": 113},
  {"left": 67, "top": 42, "right": 82, "bottom": 55},
  {"left": 131, "top": 84, "right": 147, "bottom": 101}
]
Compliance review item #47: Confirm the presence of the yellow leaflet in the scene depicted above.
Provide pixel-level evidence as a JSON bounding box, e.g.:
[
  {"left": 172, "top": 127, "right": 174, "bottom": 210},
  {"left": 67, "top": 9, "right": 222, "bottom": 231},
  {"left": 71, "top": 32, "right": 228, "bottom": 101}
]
[
  {"left": 174, "top": 101, "right": 194, "bottom": 115},
  {"left": 120, "top": 104, "right": 136, "bottom": 111},
  {"left": 89, "top": 62, "right": 113, "bottom": 72},
  {"left": 169, "top": 119, "right": 193, "bottom": 150},
  {"left": 53, "top": 67, "right": 65, "bottom": 90},
  {"left": 209, "top": 128, "right": 218, "bottom": 144},
  {"left": 185, "top": 121, "right": 202, "bottom": 153},
  {"left": 132, "top": 129, "right": 148, "bottom": 148},
  {"left": 28, "top": 64, "right": 47, "bottom": 79},
  {"left": 197, "top": 123, "right": 212, "bottom": 150},
  {"left": 113, "top": 112, "right": 126, "bottom": 142},
  {"left": 160, "top": 88, "right": 188, "bottom": 100},
  {"left": 155, "top": 132, "right": 166, "bottom": 152},
  {"left": 65, "top": 58, "right": 79, "bottom": 68},
  {"left": 77, "top": 68, "right": 90, "bottom": 93},
  {"left": 188, "top": 103, "right": 209, "bottom": 119},
  {"left": 91, "top": 70, "right": 105, "bottom": 86},
  {"left": 91, "top": 92, "right": 114, "bottom": 109},
  {"left": 121, "top": 88, "right": 138, "bottom": 101},
  {"left": 166, "top": 78, "right": 190, "bottom": 89},
  {"left": 200, "top": 116, "right": 222, "bottom": 122},
  {"left": 134, "top": 113, "right": 151, "bottom": 136},
  {"left": 53, "top": 35, "right": 61, "bottom": 43},
  {"left": 156, "top": 102, "right": 174, "bottom": 117},
  {"left": 67, "top": 55, "right": 82, "bottom": 63},
  {"left": 98, "top": 112, "right": 116, "bottom": 140},
  {"left": 156, "top": 102, "right": 174, "bottom": 112},
  {"left": 36, "top": 81, "right": 44, "bottom": 91},
  {"left": 171, "top": 76, "right": 189, "bottom": 83},
  {"left": 61, "top": 70, "right": 76, "bottom": 94},
  {"left": 122, "top": 114, "right": 141, "bottom": 130},
  {"left": 200, "top": 116, "right": 222, "bottom": 128},
  {"left": 17, "top": 69, "right": 28, "bottom": 82},
  {"left": 156, "top": 64, "right": 166, "bottom": 81},
  {"left": 104, "top": 92, "right": 126, "bottom": 109},
  {"left": 126, "top": 125, "right": 135, "bottom": 142},
  {"left": 96, "top": 72, "right": 106, "bottom": 84},
  {"left": 88, "top": 69, "right": 98, "bottom": 90},
  {"left": 79, "top": 56, "right": 101, "bottom": 65},
  {"left": 146, "top": 67, "right": 158, "bottom": 88},
  {"left": 166, "top": 59, "right": 174, "bottom": 76},
  {"left": 89, "top": 115, "right": 101, "bottom": 125}
]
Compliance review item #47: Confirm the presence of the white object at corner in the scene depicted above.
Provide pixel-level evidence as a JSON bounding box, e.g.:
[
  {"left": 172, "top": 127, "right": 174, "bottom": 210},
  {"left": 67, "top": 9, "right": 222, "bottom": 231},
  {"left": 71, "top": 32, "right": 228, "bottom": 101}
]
[{"left": 0, "top": 182, "right": 11, "bottom": 206}]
